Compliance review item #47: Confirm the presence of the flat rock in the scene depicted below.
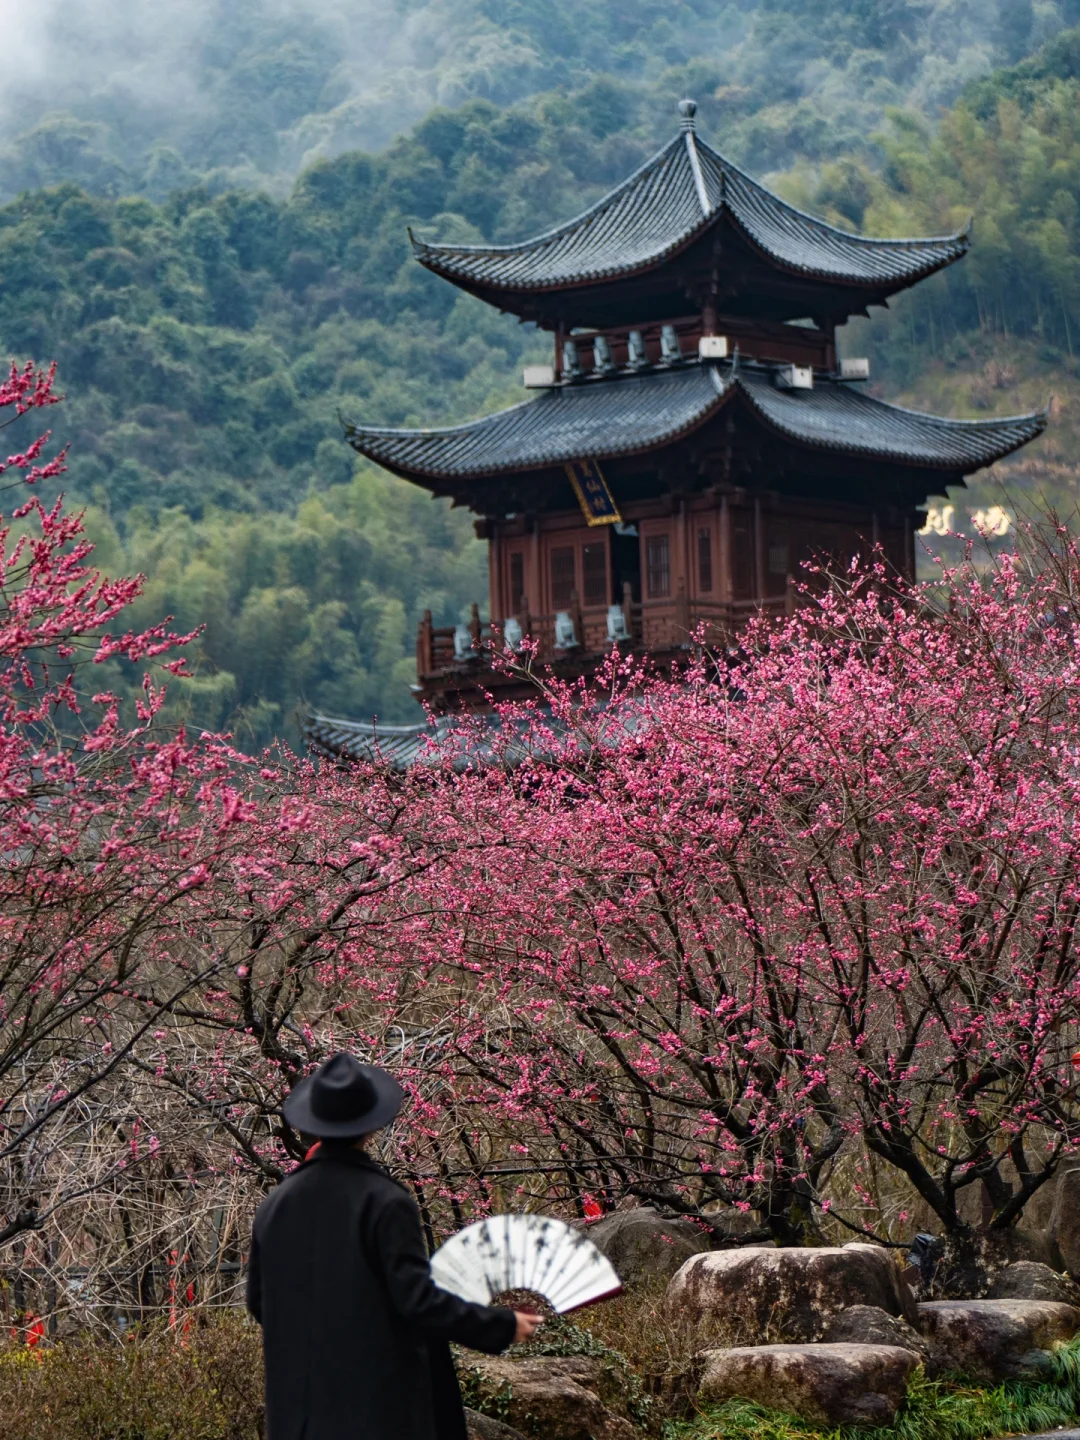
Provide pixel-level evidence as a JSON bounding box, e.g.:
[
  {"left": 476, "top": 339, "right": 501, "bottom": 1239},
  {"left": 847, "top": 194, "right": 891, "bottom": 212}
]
[
  {"left": 462, "top": 1355, "right": 636, "bottom": 1440},
  {"left": 824, "top": 1304, "right": 929, "bottom": 1360},
  {"left": 581, "top": 1206, "right": 712, "bottom": 1285},
  {"left": 667, "top": 1245, "right": 917, "bottom": 1345},
  {"left": 917, "top": 1298, "right": 1080, "bottom": 1382},
  {"left": 465, "top": 1410, "right": 529, "bottom": 1440},
  {"left": 988, "top": 1261, "right": 1080, "bottom": 1307},
  {"left": 698, "top": 1343, "right": 918, "bottom": 1427},
  {"left": 999, "top": 1432, "right": 1080, "bottom": 1440}
]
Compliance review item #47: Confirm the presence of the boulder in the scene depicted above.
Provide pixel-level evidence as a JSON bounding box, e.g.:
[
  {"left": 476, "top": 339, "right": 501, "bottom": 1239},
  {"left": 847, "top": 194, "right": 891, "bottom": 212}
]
[
  {"left": 917, "top": 1299, "right": 1080, "bottom": 1382},
  {"left": 698, "top": 1343, "right": 918, "bottom": 1427},
  {"left": 582, "top": 1206, "right": 712, "bottom": 1286},
  {"left": 934, "top": 1226, "right": 1062, "bottom": 1298},
  {"left": 707, "top": 1207, "right": 768, "bottom": 1244},
  {"left": 666, "top": 1246, "right": 917, "bottom": 1345},
  {"left": 987, "top": 1261, "right": 1080, "bottom": 1307},
  {"left": 461, "top": 1355, "right": 637, "bottom": 1440},
  {"left": 1014, "top": 1174, "right": 1063, "bottom": 1234},
  {"left": 465, "top": 1410, "right": 529, "bottom": 1440},
  {"left": 1050, "top": 1169, "right": 1080, "bottom": 1280},
  {"left": 948, "top": 1163, "right": 1068, "bottom": 1275},
  {"left": 823, "top": 1304, "right": 930, "bottom": 1361}
]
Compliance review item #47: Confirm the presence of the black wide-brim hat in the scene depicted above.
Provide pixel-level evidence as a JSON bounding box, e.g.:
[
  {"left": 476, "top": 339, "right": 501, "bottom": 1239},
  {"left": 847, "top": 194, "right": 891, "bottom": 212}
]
[{"left": 283, "top": 1053, "right": 405, "bottom": 1139}]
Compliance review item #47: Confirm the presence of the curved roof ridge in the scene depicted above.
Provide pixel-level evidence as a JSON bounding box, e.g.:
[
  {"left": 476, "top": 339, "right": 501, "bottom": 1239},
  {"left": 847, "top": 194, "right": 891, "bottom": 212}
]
[
  {"left": 684, "top": 129, "right": 712, "bottom": 218},
  {"left": 831, "top": 388, "right": 1049, "bottom": 429},
  {"left": 342, "top": 391, "right": 540, "bottom": 443},
  {"left": 730, "top": 368, "right": 1046, "bottom": 466},
  {"left": 410, "top": 132, "right": 693, "bottom": 263},
  {"left": 698, "top": 137, "right": 968, "bottom": 251}
]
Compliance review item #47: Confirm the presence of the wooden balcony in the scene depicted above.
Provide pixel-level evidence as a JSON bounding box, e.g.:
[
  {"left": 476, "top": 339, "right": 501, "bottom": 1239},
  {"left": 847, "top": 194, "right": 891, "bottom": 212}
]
[{"left": 414, "top": 581, "right": 796, "bottom": 710}]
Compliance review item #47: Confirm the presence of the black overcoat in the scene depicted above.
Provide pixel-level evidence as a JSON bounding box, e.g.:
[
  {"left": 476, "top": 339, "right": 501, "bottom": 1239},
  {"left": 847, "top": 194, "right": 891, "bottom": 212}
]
[{"left": 246, "top": 1147, "right": 516, "bottom": 1440}]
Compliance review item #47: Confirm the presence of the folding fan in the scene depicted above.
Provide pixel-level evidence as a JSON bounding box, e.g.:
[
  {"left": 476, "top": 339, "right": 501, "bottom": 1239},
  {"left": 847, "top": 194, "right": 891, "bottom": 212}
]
[{"left": 430, "top": 1213, "right": 622, "bottom": 1313}]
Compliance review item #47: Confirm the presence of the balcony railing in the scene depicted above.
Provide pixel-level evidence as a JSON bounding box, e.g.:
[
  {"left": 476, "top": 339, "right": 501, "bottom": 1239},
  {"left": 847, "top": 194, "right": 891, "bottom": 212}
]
[{"left": 416, "top": 581, "right": 795, "bottom": 681}]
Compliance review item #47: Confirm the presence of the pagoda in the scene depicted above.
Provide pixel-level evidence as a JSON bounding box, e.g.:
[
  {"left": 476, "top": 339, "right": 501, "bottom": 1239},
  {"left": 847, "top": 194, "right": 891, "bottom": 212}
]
[{"left": 307, "top": 100, "right": 1046, "bottom": 764}]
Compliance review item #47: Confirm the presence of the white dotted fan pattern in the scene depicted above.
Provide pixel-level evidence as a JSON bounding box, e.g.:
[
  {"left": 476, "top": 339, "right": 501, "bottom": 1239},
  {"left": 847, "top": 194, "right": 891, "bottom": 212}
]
[{"left": 430, "top": 1213, "right": 622, "bottom": 1313}]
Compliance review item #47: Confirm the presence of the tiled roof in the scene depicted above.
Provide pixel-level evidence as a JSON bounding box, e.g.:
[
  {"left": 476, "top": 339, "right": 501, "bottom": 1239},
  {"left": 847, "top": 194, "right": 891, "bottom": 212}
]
[
  {"left": 304, "top": 713, "right": 450, "bottom": 769},
  {"left": 343, "top": 360, "right": 1046, "bottom": 481},
  {"left": 304, "top": 711, "right": 549, "bottom": 771},
  {"left": 304, "top": 704, "right": 644, "bottom": 770},
  {"left": 410, "top": 123, "right": 968, "bottom": 296},
  {"left": 737, "top": 369, "right": 1046, "bottom": 470},
  {"left": 344, "top": 366, "right": 727, "bottom": 478}
]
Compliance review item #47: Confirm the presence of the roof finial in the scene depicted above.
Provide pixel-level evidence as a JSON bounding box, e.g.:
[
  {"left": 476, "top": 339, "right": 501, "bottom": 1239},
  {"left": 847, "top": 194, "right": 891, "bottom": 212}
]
[{"left": 678, "top": 98, "right": 697, "bottom": 131}]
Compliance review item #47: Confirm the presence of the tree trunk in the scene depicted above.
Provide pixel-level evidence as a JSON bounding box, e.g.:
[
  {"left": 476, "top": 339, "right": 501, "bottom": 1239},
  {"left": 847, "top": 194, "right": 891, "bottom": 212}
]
[{"left": 931, "top": 1226, "right": 1057, "bottom": 1298}]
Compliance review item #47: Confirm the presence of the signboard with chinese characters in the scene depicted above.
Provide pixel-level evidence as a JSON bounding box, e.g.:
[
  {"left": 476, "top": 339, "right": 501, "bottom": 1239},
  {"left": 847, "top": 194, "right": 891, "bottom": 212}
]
[{"left": 566, "top": 458, "right": 622, "bottom": 527}]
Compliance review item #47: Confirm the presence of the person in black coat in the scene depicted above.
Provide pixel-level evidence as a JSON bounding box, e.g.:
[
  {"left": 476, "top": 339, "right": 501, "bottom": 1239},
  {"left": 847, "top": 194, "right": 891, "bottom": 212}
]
[{"left": 246, "top": 1054, "right": 539, "bottom": 1440}]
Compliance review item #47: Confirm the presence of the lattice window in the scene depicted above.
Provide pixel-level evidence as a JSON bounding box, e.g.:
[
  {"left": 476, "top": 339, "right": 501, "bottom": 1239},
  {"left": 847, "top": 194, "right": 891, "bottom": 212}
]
[
  {"left": 697, "top": 527, "right": 713, "bottom": 593},
  {"left": 646, "top": 534, "right": 670, "bottom": 599},
  {"left": 550, "top": 546, "right": 576, "bottom": 610},
  {"left": 768, "top": 540, "right": 790, "bottom": 577},
  {"left": 582, "top": 541, "right": 608, "bottom": 607},
  {"left": 509, "top": 551, "right": 526, "bottom": 613}
]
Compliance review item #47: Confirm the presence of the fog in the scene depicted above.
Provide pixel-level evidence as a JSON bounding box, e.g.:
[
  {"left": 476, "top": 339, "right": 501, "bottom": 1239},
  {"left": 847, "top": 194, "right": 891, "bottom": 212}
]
[
  {"left": 0, "top": 0, "right": 1072, "bottom": 203},
  {"left": 0, "top": 0, "right": 547, "bottom": 198},
  {"left": 0, "top": 0, "right": 416, "bottom": 123}
]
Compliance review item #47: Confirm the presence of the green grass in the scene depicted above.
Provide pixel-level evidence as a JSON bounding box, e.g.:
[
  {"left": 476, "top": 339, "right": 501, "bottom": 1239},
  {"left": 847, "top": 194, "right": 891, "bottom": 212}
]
[{"left": 668, "top": 1337, "right": 1080, "bottom": 1440}]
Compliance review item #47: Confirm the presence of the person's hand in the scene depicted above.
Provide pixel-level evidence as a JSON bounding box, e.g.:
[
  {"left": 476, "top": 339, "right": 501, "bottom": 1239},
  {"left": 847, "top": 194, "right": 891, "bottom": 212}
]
[{"left": 513, "top": 1309, "right": 541, "bottom": 1343}]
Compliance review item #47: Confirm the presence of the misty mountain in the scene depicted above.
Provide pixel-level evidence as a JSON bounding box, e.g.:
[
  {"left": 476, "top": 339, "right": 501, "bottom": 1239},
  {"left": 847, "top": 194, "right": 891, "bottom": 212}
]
[
  {"left": 2, "top": 23, "right": 1079, "bottom": 747},
  {"left": 0, "top": 3, "right": 1078, "bottom": 747},
  {"left": 2, "top": 0, "right": 1079, "bottom": 202}
]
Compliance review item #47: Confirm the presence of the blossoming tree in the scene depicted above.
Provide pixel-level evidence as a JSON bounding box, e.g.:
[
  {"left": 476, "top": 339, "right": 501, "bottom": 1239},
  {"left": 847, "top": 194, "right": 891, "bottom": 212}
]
[
  {"left": 322, "top": 548, "right": 1080, "bottom": 1252},
  {"left": 6, "top": 357, "right": 1080, "bottom": 1317},
  {"left": 0, "top": 361, "right": 265, "bottom": 1255},
  {"left": 0, "top": 365, "right": 467, "bottom": 1316}
]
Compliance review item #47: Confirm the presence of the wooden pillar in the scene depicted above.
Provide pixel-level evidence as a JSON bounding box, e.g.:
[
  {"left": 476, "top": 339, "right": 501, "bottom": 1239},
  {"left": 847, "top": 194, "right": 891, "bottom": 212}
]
[
  {"left": 675, "top": 578, "right": 691, "bottom": 646},
  {"left": 720, "top": 493, "right": 733, "bottom": 604},
  {"left": 678, "top": 497, "right": 690, "bottom": 602},
  {"left": 754, "top": 495, "right": 766, "bottom": 602},
  {"left": 570, "top": 589, "right": 584, "bottom": 649},
  {"left": 489, "top": 521, "right": 501, "bottom": 622},
  {"left": 417, "top": 610, "right": 433, "bottom": 677},
  {"left": 872, "top": 510, "right": 880, "bottom": 554},
  {"left": 621, "top": 580, "right": 634, "bottom": 642},
  {"left": 529, "top": 519, "right": 541, "bottom": 616}
]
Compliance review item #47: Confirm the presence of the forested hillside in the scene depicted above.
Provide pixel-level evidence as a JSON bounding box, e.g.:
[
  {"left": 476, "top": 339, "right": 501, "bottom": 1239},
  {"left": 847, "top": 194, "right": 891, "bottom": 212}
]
[
  {"left": 3, "top": 0, "right": 1078, "bottom": 201},
  {"left": 2, "top": 10, "right": 1080, "bottom": 744}
]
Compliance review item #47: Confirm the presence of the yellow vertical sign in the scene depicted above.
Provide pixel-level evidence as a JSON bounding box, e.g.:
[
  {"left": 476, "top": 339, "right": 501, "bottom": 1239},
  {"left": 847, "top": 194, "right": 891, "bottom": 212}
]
[{"left": 566, "top": 459, "right": 622, "bottom": 526}]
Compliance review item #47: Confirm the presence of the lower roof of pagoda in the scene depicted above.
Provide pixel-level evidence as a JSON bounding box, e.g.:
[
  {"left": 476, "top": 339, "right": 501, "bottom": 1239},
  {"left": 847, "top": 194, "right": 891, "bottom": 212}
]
[
  {"left": 344, "top": 360, "right": 1046, "bottom": 500},
  {"left": 304, "top": 712, "right": 510, "bottom": 771},
  {"left": 305, "top": 712, "right": 462, "bottom": 770},
  {"left": 304, "top": 706, "right": 624, "bottom": 770}
]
